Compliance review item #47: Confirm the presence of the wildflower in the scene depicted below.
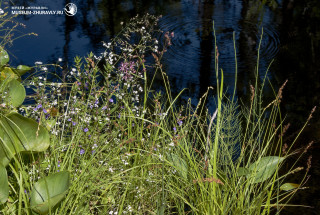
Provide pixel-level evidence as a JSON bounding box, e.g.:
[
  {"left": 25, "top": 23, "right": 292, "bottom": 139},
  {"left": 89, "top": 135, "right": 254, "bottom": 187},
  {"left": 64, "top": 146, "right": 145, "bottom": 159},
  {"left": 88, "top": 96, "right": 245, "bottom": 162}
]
[
  {"left": 84, "top": 128, "right": 89, "bottom": 132},
  {"left": 0, "top": 8, "right": 4, "bottom": 15},
  {"left": 102, "top": 106, "right": 107, "bottom": 110},
  {"left": 58, "top": 58, "right": 63, "bottom": 62},
  {"left": 109, "top": 98, "right": 114, "bottom": 103},
  {"left": 173, "top": 127, "right": 177, "bottom": 132},
  {"left": 72, "top": 121, "right": 77, "bottom": 126},
  {"left": 80, "top": 149, "right": 85, "bottom": 155},
  {"left": 43, "top": 109, "right": 48, "bottom": 114},
  {"left": 68, "top": 118, "right": 72, "bottom": 122},
  {"left": 178, "top": 120, "right": 183, "bottom": 126}
]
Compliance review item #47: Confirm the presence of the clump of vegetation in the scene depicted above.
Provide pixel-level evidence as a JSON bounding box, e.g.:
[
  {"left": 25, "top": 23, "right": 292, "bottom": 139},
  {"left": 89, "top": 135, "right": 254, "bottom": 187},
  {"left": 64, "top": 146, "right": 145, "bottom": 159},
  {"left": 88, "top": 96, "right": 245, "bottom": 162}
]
[{"left": 0, "top": 9, "right": 315, "bottom": 215}]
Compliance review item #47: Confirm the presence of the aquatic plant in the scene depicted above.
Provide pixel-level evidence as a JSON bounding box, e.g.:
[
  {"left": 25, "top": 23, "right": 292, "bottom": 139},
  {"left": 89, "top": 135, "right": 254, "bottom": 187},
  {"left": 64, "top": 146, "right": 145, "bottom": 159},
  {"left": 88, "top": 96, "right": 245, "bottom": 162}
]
[
  {"left": 0, "top": 9, "right": 70, "bottom": 214},
  {"left": 0, "top": 11, "right": 314, "bottom": 215}
]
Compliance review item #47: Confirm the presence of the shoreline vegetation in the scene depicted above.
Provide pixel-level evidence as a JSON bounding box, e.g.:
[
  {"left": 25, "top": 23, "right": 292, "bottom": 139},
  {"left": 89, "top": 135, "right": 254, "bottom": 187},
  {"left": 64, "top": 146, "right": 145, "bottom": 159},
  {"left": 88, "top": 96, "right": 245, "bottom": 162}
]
[{"left": 0, "top": 11, "right": 316, "bottom": 215}]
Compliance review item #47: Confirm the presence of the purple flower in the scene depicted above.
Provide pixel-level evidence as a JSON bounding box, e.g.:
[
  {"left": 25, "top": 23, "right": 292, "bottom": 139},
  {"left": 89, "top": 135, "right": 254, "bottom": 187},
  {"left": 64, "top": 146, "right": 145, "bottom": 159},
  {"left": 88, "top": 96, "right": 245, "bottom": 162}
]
[
  {"left": 129, "top": 61, "right": 135, "bottom": 71},
  {"left": 102, "top": 106, "right": 107, "bottom": 110},
  {"left": 95, "top": 100, "right": 99, "bottom": 105},
  {"left": 80, "top": 149, "right": 85, "bottom": 155},
  {"left": 109, "top": 98, "right": 114, "bottom": 103},
  {"left": 118, "top": 113, "right": 121, "bottom": 118},
  {"left": 37, "top": 104, "right": 42, "bottom": 109},
  {"left": 43, "top": 109, "right": 47, "bottom": 114},
  {"left": 72, "top": 121, "right": 77, "bottom": 126},
  {"left": 91, "top": 150, "right": 95, "bottom": 154},
  {"left": 119, "top": 62, "right": 127, "bottom": 71},
  {"left": 178, "top": 120, "right": 183, "bottom": 126},
  {"left": 84, "top": 128, "right": 89, "bottom": 132},
  {"left": 68, "top": 118, "right": 72, "bottom": 122},
  {"left": 173, "top": 127, "right": 177, "bottom": 132}
]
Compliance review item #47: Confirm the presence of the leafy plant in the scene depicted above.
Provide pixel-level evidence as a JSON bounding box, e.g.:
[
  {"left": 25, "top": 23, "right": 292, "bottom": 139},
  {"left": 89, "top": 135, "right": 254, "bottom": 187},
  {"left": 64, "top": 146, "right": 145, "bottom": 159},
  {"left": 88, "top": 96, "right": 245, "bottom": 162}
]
[{"left": 0, "top": 46, "right": 70, "bottom": 214}]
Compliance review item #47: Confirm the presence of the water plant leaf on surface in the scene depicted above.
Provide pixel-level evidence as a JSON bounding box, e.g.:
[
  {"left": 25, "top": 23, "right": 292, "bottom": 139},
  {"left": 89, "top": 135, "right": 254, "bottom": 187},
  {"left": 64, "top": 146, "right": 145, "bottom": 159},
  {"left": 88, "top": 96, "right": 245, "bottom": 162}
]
[
  {"left": 280, "top": 183, "right": 300, "bottom": 191},
  {"left": 167, "top": 153, "right": 188, "bottom": 180},
  {"left": 30, "top": 171, "right": 70, "bottom": 214},
  {"left": 0, "top": 112, "right": 50, "bottom": 166},
  {"left": 15, "top": 65, "right": 32, "bottom": 76},
  {"left": 3, "top": 79, "right": 26, "bottom": 107},
  {"left": 0, "top": 47, "right": 9, "bottom": 67},
  {"left": 248, "top": 156, "right": 285, "bottom": 183},
  {"left": 0, "top": 163, "right": 9, "bottom": 204}
]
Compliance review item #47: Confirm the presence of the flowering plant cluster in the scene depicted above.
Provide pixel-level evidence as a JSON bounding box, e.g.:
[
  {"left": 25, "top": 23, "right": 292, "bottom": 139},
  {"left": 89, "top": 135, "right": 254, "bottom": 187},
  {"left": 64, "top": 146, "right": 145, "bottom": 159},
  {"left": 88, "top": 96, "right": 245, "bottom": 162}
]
[{"left": 0, "top": 12, "right": 312, "bottom": 215}]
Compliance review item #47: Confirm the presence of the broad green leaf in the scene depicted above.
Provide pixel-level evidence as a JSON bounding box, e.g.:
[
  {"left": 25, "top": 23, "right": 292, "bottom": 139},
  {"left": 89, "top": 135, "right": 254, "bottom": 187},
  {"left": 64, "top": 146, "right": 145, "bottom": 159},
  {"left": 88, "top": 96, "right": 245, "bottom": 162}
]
[
  {"left": 3, "top": 79, "right": 26, "bottom": 107},
  {"left": 280, "top": 183, "right": 300, "bottom": 191},
  {"left": 15, "top": 65, "right": 32, "bottom": 76},
  {"left": 0, "top": 112, "right": 50, "bottom": 166},
  {"left": 0, "top": 67, "right": 19, "bottom": 81},
  {"left": 167, "top": 153, "right": 188, "bottom": 180},
  {"left": 237, "top": 167, "right": 250, "bottom": 177},
  {"left": 0, "top": 163, "right": 8, "bottom": 204},
  {"left": 248, "top": 156, "right": 285, "bottom": 183},
  {"left": 30, "top": 171, "right": 70, "bottom": 214},
  {"left": 0, "top": 47, "right": 9, "bottom": 67}
]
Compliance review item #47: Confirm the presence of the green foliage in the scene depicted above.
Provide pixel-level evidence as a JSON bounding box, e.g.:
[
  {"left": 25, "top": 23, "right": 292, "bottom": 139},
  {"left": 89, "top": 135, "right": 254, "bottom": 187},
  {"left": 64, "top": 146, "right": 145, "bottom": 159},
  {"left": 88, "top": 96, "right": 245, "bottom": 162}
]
[
  {"left": 0, "top": 164, "right": 8, "bottom": 204},
  {"left": 0, "top": 13, "right": 311, "bottom": 214},
  {"left": 248, "top": 156, "right": 285, "bottom": 183},
  {"left": 0, "top": 44, "right": 66, "bottom": 213},
  {"left": 3, "top": 79, "right": 26, "bottom": 107},
  {"left": 280, "top": 183, "right": 300, "bottom": 191},
  {"left": 30, "top": 171, "right": 70, "bottom": 214},
  {"left": 0, "top": 46, "right": 9, "bottom": 67},
  {"left": 15, "top": 65, "right": 32, "bottom": 76},
  {"left": 0, "top": 112, "right": 50, "bottom": 166},
  {"left": 167, "top": 153, "right": 188, "bottom": 180}
]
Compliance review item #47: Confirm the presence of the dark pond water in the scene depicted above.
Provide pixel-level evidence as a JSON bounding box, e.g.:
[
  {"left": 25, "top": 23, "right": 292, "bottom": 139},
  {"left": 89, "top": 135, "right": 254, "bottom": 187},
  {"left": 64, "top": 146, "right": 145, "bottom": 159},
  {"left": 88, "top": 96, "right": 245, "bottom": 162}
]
[{"left": 3, "top": 0, "right": 320, "bottom": 214}]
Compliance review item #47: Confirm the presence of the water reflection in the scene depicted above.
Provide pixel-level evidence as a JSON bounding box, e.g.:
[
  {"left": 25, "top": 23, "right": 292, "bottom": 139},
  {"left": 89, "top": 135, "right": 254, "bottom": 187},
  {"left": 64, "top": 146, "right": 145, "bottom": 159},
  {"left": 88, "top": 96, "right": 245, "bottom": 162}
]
[{"left": 8, "top": 0, "right": 280, "bottom": 104}]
